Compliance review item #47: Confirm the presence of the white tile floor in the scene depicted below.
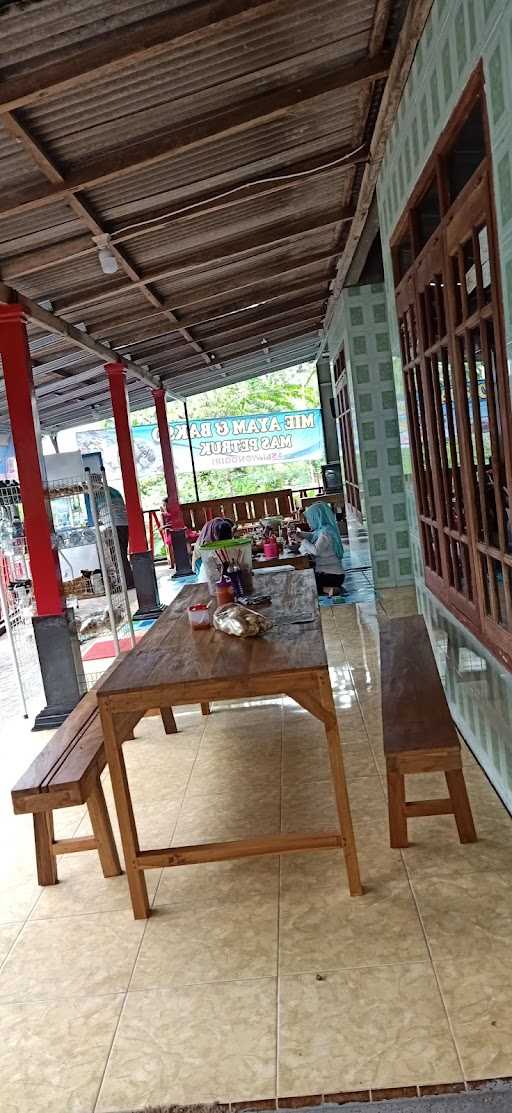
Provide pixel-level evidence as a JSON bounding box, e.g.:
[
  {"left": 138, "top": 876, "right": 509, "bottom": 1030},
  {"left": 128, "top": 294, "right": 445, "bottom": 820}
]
[{"left": 2, "top": 584, "right": 512, "bottom": 1112}]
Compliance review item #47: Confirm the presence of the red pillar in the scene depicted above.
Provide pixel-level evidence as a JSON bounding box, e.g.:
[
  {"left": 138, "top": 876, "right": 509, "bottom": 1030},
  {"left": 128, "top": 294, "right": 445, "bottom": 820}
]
[
  {"left": 152, "top": 387, "right": 185, "bottom": 529},
  {"left": 105, "top": 362, "right": 148, "bottom": 554},
  {"left": 0, "top": 304, "right": 63, "bottom": 616}
]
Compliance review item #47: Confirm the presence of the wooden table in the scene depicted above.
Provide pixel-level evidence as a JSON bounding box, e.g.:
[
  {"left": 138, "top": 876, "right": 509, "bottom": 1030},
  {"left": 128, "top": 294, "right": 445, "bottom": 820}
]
[
  {"left": 252, "top": 551, "right": 311, "bottom": 571},
  {"left": 97, "top": 569, "right": 363, "bottom": 918}
]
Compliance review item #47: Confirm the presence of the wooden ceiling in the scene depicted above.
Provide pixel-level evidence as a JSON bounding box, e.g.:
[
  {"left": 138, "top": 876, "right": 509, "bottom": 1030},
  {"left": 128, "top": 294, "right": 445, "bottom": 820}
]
[{"left": 0, "top": 0, "right": 410, "bottom": 432}]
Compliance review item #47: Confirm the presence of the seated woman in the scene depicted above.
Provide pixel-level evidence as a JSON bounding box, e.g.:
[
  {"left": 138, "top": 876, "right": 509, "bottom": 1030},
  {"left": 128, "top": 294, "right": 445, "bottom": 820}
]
[
  {"left": 296, "top": 501, "right": 345, "bottom": 596},
  {"left": 192, "top": 516, "right": 234, "bottom": 582}
]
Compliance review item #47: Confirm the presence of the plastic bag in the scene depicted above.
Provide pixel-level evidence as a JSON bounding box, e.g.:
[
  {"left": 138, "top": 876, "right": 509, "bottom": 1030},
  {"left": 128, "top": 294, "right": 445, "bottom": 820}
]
[{"left": 213, "top": 603, "right": 273, "bottom": 638}]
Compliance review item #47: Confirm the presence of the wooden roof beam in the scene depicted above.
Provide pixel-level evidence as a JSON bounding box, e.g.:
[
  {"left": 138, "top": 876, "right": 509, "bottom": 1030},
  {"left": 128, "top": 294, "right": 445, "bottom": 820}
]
[
  {"left": 113, "top": 281, "right": 329, "bottom": 350},
  {"left": 1, "top": 143, "right": 369, "bottom": 282},
  {"left": 35, "top": 364, "right": 108, "bottom": 398},
  {"left": 0, "top": 52, "right": 391, "bottom": 219},
  {"left": 162, "top": 338, "right": 319, "bottom": 391},
  {"left": 0, "top": 112, "right": 212, "bottom": 369},
  {"left": 153, "top": 315, "right": 322, "bottom": 378},
  {"left": 85, "top": 252, "right": 338, "bottom": 336},
  {"left": 137, "top": 300, "right": 324, "bottom": 361},
  {"left": 0, "top": 279, "right": 160, "bottom": 391},
  {"left": 53, "top": 208, "right": 352, "bottom": 315}
]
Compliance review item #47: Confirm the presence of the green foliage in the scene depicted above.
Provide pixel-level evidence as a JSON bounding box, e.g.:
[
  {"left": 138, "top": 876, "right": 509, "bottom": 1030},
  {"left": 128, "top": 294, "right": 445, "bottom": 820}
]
[
  {"left": 181, "top": 365, "right": 319, "bottom": 419},
  {"left": 138, "top": 460, "right": 323, "bottom": 510},
  {"left": 128, "top": 364, "right": 319, "bottom": 427},
  {"left": 90, "top": 364, "right": 324, "bottom": 508}
]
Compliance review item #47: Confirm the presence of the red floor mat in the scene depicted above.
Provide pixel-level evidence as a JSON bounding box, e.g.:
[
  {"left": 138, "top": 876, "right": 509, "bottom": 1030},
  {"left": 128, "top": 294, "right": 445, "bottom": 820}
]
[{"left": 82, "top": 635, "right": 143, "bottom": 660}]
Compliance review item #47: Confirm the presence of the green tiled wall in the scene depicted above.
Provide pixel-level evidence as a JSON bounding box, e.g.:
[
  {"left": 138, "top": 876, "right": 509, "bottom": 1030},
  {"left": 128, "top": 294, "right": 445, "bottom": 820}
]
[
  {"left": 326, "top": 283, "right": 413, "bottom": 588},
  {"left": 376, "top": 0, "right": 512, "bottom": 805}
]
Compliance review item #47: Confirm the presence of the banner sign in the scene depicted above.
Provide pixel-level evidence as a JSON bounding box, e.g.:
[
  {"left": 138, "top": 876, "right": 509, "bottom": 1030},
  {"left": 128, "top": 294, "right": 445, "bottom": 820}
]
[{"left": 75, "top": 408, "right": 324, "bottom": 479}]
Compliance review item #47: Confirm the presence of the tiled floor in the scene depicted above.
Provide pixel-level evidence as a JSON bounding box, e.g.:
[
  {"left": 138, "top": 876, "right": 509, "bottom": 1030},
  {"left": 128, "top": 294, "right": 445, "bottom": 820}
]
[{"left": 2, "top": 584, "right": 512, "bottom": 1112}]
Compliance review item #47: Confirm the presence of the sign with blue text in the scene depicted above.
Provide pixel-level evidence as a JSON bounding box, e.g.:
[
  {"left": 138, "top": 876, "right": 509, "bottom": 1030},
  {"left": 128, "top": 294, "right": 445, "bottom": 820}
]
[{"left": 75, "top": 408, "right": 324, "bottom": 479}]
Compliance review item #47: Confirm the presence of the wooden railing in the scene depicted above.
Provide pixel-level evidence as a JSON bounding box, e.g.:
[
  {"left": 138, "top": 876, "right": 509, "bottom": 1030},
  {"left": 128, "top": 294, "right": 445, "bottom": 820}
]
[
  {"left": 143, "top": 487, "right": 327, "bottom": 562},
  {"left": 179, "top": 488, "right": 296, "bottom": 531}
]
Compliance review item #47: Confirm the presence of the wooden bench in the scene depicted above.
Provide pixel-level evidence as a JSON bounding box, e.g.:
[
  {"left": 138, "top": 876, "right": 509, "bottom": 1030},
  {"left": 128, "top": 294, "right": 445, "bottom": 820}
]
[
  {"left": 380, "top": 615, "right": 477, "bottom": 849},
  {"left": 12, "top": 681, "right": 177, "bottom": 886}
]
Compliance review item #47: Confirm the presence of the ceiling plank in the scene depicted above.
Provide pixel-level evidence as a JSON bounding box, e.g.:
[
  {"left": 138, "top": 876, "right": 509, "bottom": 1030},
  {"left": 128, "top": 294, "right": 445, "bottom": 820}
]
[
  {"left": 134, "top": 298, "right": 324, "bottom": 359},
  {"left": 53, "top": 208, "right": 352, "bottom": 314},
  {"left": 80, "top": 255, "right": 336, "bottom": 338},
  {"left": 0, "top": 278, "right": 159, "bottom": 390},
  {"left": 113, "top": 281, "right": 328, "bottom": 349},
  {"left": 1, "top": 143, "right": 368, "bottom": 282},
  {"left": 1, "top": 111, "right": 212, "bottom": 368},
  {"left": 162, "top": 320, "right": 322, "bottom": 380},
  {"left": 35, "top": 364, "right": 108, "bottom": 398},
  {"left": 322, "top": 0, "right": 435, "bottom": 333},
  {"left": 0, "top": 52, "right": 391, "bottom": 219},
  {"left": 0, "top": 0, "right": 280, "bottom": 114}
]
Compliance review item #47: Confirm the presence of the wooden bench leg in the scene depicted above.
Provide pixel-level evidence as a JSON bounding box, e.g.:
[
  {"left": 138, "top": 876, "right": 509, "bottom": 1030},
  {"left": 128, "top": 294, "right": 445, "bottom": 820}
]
[
  {"left": 160, "top": 707, "right": 177, "bottom": 734},
  {"left": 445, "top": 769, "right": 477, "bottom": 844},
  {"left": 387, "top": 769, "right": 409, "bottom": 848},
  {"left": 87, "top": 775, "right": 122, "bottom": 877},
  {"left": 200, "top": 702, "right": 211, "bottom": 716},
  {"left": 33, "top": 812, "right": 58, "bottom": 886}
]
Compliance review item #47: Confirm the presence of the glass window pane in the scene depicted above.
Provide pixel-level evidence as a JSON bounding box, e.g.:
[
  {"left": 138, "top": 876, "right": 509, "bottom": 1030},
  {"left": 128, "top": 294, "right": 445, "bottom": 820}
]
[
  {"left": 439, "top": 351, "right": 466, "bottom": 531},
  {"left": 476, "top": 224, "right": 492, "bottom": 305},
  {"left": 446, "top": 100, "right": 486, "bottom": 205},
  {"left": 451, "top": 254, "right": 463, "bottom": 325},
  {"left": 481, "top": 555, "right": 512, "bottom": 632},
  {"left": 462, "top": 236, "right": 478, "bottom": 317},
  {"left": 395, "top": 232, "right": 414, "bottom": 281},
  {"left": 415, "top": 179, "right": 441, "bottom": 249}
]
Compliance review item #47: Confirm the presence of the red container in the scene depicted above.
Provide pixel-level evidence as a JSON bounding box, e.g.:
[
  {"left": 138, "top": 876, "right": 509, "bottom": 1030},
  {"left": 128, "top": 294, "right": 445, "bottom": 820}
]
[{"left": 263, "top": 539, "right": 279, "bottom": 558}]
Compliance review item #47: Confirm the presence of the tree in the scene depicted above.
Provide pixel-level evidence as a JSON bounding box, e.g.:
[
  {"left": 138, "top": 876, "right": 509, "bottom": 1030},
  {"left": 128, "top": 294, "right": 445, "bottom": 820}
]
[
  {"left": 77, "top": 363, "right": 324, "bottom": 507},
  {"left": 128, "top": 364, "right": 318, "bottom": 427}
]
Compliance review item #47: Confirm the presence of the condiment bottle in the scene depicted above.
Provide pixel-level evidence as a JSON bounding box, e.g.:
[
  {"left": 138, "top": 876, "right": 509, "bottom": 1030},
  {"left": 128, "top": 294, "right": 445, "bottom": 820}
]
[
  {"left": 228, "top": 562, "right": 243, "bottom": 598},
  {"left": 216, "top": 576, "right": 235, "bottom": 605}
]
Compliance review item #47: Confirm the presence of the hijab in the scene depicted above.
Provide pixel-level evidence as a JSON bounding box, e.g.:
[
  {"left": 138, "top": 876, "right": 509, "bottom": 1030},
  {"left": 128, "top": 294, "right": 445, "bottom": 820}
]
[
  {"left": 196, "top": 517, "right": 234, "bottom": 546},
  {"left": 304, "top": 501, "right": 344, "bottom": 563}
]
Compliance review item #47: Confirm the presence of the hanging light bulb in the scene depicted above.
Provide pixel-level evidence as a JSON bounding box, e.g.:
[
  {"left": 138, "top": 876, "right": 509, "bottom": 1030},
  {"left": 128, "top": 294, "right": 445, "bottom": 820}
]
[{"left": 93, "top": 234, "right": 119, "bottom": 275}]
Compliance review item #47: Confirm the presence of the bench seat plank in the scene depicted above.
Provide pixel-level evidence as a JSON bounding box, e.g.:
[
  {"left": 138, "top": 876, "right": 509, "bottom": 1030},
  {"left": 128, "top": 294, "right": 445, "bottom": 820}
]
[
  {"left": 11, "top": 668, "right": 178, "bottom": 886},
  {"left": 12, "top": 692, "right": 98, "bottom": 805},
  {"left": 379, "top": 614, "right": 476, "bottom": 849},
  {"left": 380, "top": 614, "right": 457, "bottom": 754}
]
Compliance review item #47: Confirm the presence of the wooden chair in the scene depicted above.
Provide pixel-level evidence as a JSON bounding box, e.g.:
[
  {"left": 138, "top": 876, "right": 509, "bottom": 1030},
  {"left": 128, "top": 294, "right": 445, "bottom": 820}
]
[
  {"left": 380, "top": 615, "right": 477, "bottom": 849},
  {"left": 12, "top": 687, "right": 176, "bottom": 886}
]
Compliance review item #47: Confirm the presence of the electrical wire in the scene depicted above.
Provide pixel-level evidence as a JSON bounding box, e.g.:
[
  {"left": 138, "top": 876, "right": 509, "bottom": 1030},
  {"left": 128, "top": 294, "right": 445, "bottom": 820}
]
[{"left": 111, "top": 143, "right": 368, "bottom": 241}]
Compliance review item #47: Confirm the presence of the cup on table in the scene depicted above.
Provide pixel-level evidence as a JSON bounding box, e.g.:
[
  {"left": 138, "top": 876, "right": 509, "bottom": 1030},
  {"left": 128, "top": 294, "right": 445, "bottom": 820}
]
[{"left": 188, "top": 603, "right": 211, "bottom": 629}]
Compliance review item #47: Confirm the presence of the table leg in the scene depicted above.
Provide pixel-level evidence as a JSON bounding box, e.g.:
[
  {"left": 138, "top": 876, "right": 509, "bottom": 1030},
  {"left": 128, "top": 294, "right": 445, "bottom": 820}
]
[
  {"left": 160, "top": 707, "right": 178, "bottom": 734},
  {"left": 99, "top": 703, "right": 150, "bottom": 919},
  {"left": 316, "top": 671, "right": 363, "bottom": 896}
]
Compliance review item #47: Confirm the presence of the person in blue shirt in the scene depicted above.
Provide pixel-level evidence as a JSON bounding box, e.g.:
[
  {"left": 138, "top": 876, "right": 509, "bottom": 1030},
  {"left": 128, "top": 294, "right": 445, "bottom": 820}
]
[{"left": 296, "top": 501, "right": 345, "bottom": 596}]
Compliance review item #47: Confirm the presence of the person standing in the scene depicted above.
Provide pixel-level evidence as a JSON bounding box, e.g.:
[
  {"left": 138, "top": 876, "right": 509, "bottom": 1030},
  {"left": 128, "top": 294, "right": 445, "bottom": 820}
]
[{"left": 108, "top": 486, "right": 134, "bottom": 589}]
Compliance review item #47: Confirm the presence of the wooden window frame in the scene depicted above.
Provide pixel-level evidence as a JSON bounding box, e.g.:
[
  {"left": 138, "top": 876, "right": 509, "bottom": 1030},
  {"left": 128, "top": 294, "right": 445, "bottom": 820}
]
[
  {"left": 334, "top": 349, "right": 362, "bottom": 517},
  {"left": 391, "top": 64, "right": 512, "bottom": 670}
]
